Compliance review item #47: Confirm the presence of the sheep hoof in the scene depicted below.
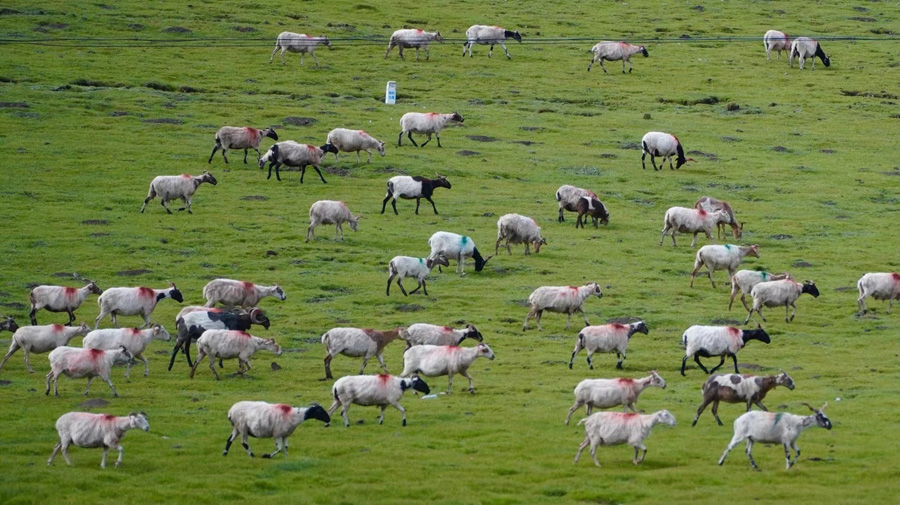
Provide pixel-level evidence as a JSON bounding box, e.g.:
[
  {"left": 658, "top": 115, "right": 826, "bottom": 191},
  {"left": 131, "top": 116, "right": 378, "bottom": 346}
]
[{"left": 262, "top": 454, "right": 272, "bottom": 459}]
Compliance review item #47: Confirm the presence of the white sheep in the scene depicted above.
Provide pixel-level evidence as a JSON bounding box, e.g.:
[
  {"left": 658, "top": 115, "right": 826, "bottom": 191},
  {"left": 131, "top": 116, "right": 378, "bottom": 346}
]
[
  {"left": 462, "top": 25, "right": 522, "bottom": 59},
  {"left": 427, "top": 231, "right": 491, "bottom": 276},
  {"left": 763, "top": 30, "right": 791, "bottom": 60},
  {"left": 385, "top": 29, "right": 444, "bottom": 60},
  {"left": 680, "top": 325, "right": 771, "bottom": 376},
  {"left": 400, "top": 342, "right": 495, "bottom": 394},
  {"left": 522, "top": 282, "right": 603, "bottom": 331},
  {"left": 690, "top": 244, "right": 760, "bottom": 288},
  {"left": 306, "top": 200, "right": 361, "bottom": 242},
  {"left": 856, "top": 272, "right": 900, "bottom": 315},
  {"left": 694, "top": 196, "right": 742, "bottom": 240},
  {"left": 745, "top": 279, "right": 820, "bottom": 324},
  {"left": 381, "top": 175, "right": 452, "bottom": 215},
  {"left": 495, "top": 213, "right": 547, "bottom": 255},
  {"left": 208, "top": 126, "right": 278, "bottom": 164},
  {"left": 641, "top": 132, "right": 692, "bottom": 171},
  {"left": 327, "top": 373, "right": 431, "bottom": 427},
  {"left": 140, "top": 171, "right": 217, "bottom": 214},
  {"left": 574, "top": 410, "right": 677, "bottom": 466},
  {"left": 587, "top": 41, "right": 649, "bottom": 73},
  {"left": 170, "top": 307, "right": 270, "bottom": 370},
  {"left": 189, "top": 330, "right": 282, "bottom": 380},
  {"left": 45, "top": 346, "right": 134, "bottom": 397},
  {"left": 398, "top": 112, "right": 464, "bottom": 148},
  {"left": 321, "top": 327, "right": 408, "bottom": 379},
  {"left": 203, "top": 279, "right": 285, "bottom": 309},
  {"left": 729, "top": 270, "right": 793, "bottom": 311},
  {"left": 575, "top": 196, "right": 610, "bottom": 229},
  {"left": 95, "top": 283, "right": 183, "bottom": 329},
  {"left": 48, "top": 412, "right": 149, "bottom": 468},
  {"left": 789, "top": 37, "right": 830, "bottom": 70},
  {"left": 386, "top": 255, "right": 450, "bottom": 296},
  {"left": 692, "top": 371, "right": 795, "bottom": 427},
  {"left": 568, "top": 320, "right": 649, "bottom": 370},
  {"left": 82, "top": 324, "right": 171, "bottom": 378},
  {"left": 718, "top": 403, "right": 832, "bottom": 470},
  {"left": 29, "top": 278, "right": 102, "bottom": 325},
  {"left": 0, "top": 323, "right": 91, "bottom": 373},
  {"left": 325, "top": 128, "right": 386, "bottom": 164},
  {"left": 270, "top": 32, "right": 332, "bottom": 66},
  {"left": 258, "top": 141, "right": 338, "bottom": 183},
  {"left": 564, "top": 371, "right": 666, "bottom": 425},
  {"left": 556, "top": 185, "right": 597, "bottom": 223},
  {"left": 224, "top": 401, "right": 331, "bottom": 458},
  {"left": 659, "top": 206, "right": 730, "bottom": 247},
  {"left": 404, "top": 323, "right": 483, "bottom": 348}
]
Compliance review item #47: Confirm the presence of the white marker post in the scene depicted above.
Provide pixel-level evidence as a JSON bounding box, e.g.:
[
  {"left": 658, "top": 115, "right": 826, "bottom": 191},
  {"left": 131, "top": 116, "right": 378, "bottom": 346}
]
[{"left": 385, "top": 81, "right": 396, "bottom": 105}]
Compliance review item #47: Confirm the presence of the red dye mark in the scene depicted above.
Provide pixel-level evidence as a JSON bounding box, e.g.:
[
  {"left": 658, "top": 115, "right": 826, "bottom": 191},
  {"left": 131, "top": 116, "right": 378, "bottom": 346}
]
[
  {"left": 445, "top": 346, "right": 461, "bottom": 353},
  {"left": 208, "top": 308, "right": 223, "bottom": 313},
  {"left": 306, "top": 144, "right": 318, "bottom": 152},
  {"left": 726, "top": 327, "right": 741, "bottom": 336},
  {"left": 586, "top": 190, "right": 597, "bottom": 198},
  {"left": 339, "top": 201, "right": 347, "bottom": 208},
  {"left": 236, "top": 331, "right": 251, "bottom": 338},
  {"left": 127, "top": 328, "right": 141, "bottom": 336},
  {"left": 611, "top": 412, "right": 639, "bottom": 420},
  {"left": 442, "top": 326, "right": 454, "bottom": 332},
  {"left": 276, "top": 404, "right": 292, "bottom": 415},
  {"left": 243, "top": 127, "right": 261, "bottom": 142},
  {"left": 611, "top": 323, "right": 627, "bottom": 330},
  {"left": 302, "top": 34, "right": 312, "bottom": 38},
  {"left": 415, "top": 29, "right": 424, "bottom": 33},
  {"left": 102, "top": 414, "right": 116, "bottom": 422},
  {"left": 51, "top": 324, "right": 65, "bottom": 332},
  {"left": 891, "top": 273, "right": 900, "bottom": 282},
  {"left": 180, "top": 173, "right": 191, "bottom": 179},
  {"left": 618, "top": 41, "right": 628, "bottom": 46},
  {"left": 492, "top": 25, "right": 502, "bottom": 29},
  {"left": 697, "top": 209, "right": 707, "bottom": 217},
  {"left": 241, "top": 281, "right": 255, "bottom": 292},
  {"left": 616, "top": 378, "right": 635, "bottom": 386},
  {"left": 64, "top": 286, "right": 78, "bottom": 298},
  {"left": 88, "top": 348, "right": 104, "bottom": 361},
  {"left": 137, "top": 287, "right": 155, "bottom": 299},
  {"left": 426, "top": 112, "right": 438, "bottom": 118},
  {"left": 376, "top": 374, "right": 391, "bottom": 386},
  {"left": 671, "top": 134, "right": 680, "bottom": 144},
  {"left": 358, "top": 130, "right": 367, "bottom": 136}
]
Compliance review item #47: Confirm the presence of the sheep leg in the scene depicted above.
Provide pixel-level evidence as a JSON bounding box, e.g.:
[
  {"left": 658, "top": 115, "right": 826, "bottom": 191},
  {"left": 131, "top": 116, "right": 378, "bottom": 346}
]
[
  {"left": 745, "top": 439, "right": 759, "bottom": 470},
  {"left": 494, "top": 237, "right": 503, "bottom": 255},
  {"left": 399, "top": 278, "right": 412, "bottom": 296},
  {"left": 114, "top": 444, "right": 125, "bottom": 467},
  {"left": 269, "top": 45, "right": 278, "bottom": 63},
  {"left": 789, "top": 441, "right": 800, "bottom": 468},
  {"left": 435, "top": 132, "right": 442, "bottom": 148},
  {"left": 241, "top": 432, "right": 254, "bottom": 457},
  {"left": 300, "top": 53, "right": 305, "bottom": 66},
  {"left": 312, "top": 166, "right": 328, "bottom": 184},
  {"left": 419, "top": 279, "right": 428, "bottom": 296},
  {"left": 340, "top": 403, "right": 351, "bottom": 427},
  {"left": 414, "top": 198, "right": 421, "bottom": 215},
  {"left": 564, "top": 401, "right": 584, "bottom": 425},
  {"left": 103, "top": 376, "right": 119, "bottom": 398},
  {"left": 599, "top": 59, "right": 609, "bottom": 73},
  {"left": 161, "top": 198, "right": 173, "bottom": 214},
  {"left": 568, "top": 342, "right": 582, "bottom": 370},
  {"left": 262, "top": 439, "right": 283, "bottom": 459},
  {"left": 391, "top": 401, "right": 408, "bottom": 426},
  {"left": 586, "top": 350, "right": 597, "bottom": 370},
  {"left": 753, "top": 399, "right": 767, "bottom": 411},
  {"left": 615, "top": 351, "right": 624, "bottom": 370},
  {"left": 377, "top": 405, "right": 386, "bottom": 425},
  {"left": 140, "top": 314, "right": 151, "bottom": 329},
  {"left": 728, "top": 284, "right": 738, "bottom": 310},
  {"left": 680, "top": 356, "right": 689, "bottom": 376},
  {"left": 101, "top": 447, "right": 109, "bottom": 468},
  {"left": 376, "top": 353, "right": 389, "bottom": 374},
  {"left": 48, "top": 441, "right": 63, "bottom": 466},
  {"left": 359, "top": 356, "right": 370, "bottom": 375},
  {"left": 533, "top": 310, "right": 543, "bottom": 331},
  {"left": 589, "top": 439, "right": 601, "bottom": 467},
  {"left": 693, "top": 354, "right": 711, "bottom": 374},
  {"left": 729, "top": 353, "right": 739, "bottom": 374},
  {"left": 189, "top": 350, "right": 206, "bottom": 379},
  {"left": 208, "top": 142, "right": 221, "bottom": 164},
  {"left": 446, "top": 373, "right": 454, "bottom": 394},
  {"left": 223, "top": 429, "right": 238, "bottom": 455},
  {"left": 426, "top": 196, "right": 439, "bottom": 214},
  {"left": 690, "top": 232, "right": 699, "bottom": 248},
  {"left": 500, "top": 41, "right": 511, "bottom": 59},
  {"left": 22, "top": 347, "right": 34, "bottom": 373},
  {"left": 708, "top": 355, "right": 726, "bottom": 374},
  {"left": 574, "top": 436, "right": 590, "bottom": 463},
  {"left": 579, "top": 308, "right": 590, "bottom": 328},
  {"left": 0, "top": 341, "right": 19, "bottom": 372},
  {"left": 242, "top": 149, "right": 249, "bottom": 164},
  {"left": 138, "top": 353, "right": 149, "bottom": 377},
  {"left": 718, "top": 434, "right": 743, "bottom": 465},
  {"left": 488, "top": 43, "right": 494, "bottom": 58},
  {"left": 335, "top": 222, "right": 343, "bottom": 241},
  {"left": 787, "top": 301, "right": 796, "bottom": 322},
  {"left": 857, "top": 294, "right": 867, "bottom": 315},
  {"left": 406, "top": 131, "right": 418, "bottom": 147},
  {"left": 380, "top": 193, "right": 394, "bottom": 214},
  {"left": 45, "top": 369, "right": 55, "bottom": 396},
  {"left": 421, "top": 133, "right": 432, "bottom": 148},
  {"left": 140, "top": 190, "right": 156, "bottom": 213},
  {"left": 622, "top": 59, "right": 628, "bottom": 74},
  {"left": 311, "top": 52, "right": 320, "bottom": 67},
  {"left": 692, "top": 398, "right": 712, "bottom": 426},
  {"left": 522, "top": 309, "right": 536, "bottom": 331}
]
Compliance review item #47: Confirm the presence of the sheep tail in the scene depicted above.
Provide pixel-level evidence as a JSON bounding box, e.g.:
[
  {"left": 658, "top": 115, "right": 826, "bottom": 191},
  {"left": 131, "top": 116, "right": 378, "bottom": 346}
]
[{"left": 577, "top": 418, "right": 589, "bottom": 426}]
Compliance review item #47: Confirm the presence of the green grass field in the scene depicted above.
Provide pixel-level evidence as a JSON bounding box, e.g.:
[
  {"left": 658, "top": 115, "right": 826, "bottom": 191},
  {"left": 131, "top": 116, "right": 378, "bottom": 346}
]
[{"left": 1, "top": 1, "right": 899, "bottom": 504}]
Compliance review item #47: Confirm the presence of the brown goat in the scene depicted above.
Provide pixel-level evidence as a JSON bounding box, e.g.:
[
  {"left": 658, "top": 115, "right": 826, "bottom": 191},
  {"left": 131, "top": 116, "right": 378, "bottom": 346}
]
[
  {"left": 321, "top": 327, "right": 407, "bottom": 379},
  {"left": 575, "top": 197, "right": 610, "bottom": 229},
  {"left": 692, "top": 371, "right": 794, "bottom": 426},
  {"left": 694, "top": 196, "right": 742, "bottom": 240}
]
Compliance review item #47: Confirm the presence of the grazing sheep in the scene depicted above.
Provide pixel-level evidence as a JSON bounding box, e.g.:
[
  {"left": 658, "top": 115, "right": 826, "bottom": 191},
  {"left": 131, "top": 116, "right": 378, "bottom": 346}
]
[
  {"left": 729, "top": 270, "right": 793, "bottom": 311},
  {"left": 495, "top": 213, "right": 546, "bottom": 255},
  {"left": 397, "top": 112, "right": 464, "bottom": 148},
  {"left": 641, "top": 132, "right": 692, "bottom": 171},
  {"left": 169, "top": 307, "right": 270, "bottom": 370},
  {"left": 48, "top": 412, "right": 149, "bottom": 468},
  {"left": 569, "top": 320, "right": 649, "bottom": 370},
  {"left": 208, "top": 126, "right": 278, "bottom": 164},
  {"left": 203, "top": 279, "right": 285, "bottom": 309},
  {"left": 385, "top": 29, "right": 444, "bottom": 60},
  {"left": 790, "top": 37, "right": 830, "bottom": 70},
  {"left": 190, "top": 330, "right": 282, "bottom": 380},
  {"left": 0, "top": 316, "right": 18, "bottom": 334},
  {"left": 258, "top": 141, "right": 338, "bottom": 183},
  {"left": 45, "top": 346, "right": 133, "bottom": 398},
  {"left": 140, "top": 171, "right": 217, "bottom": 214},
  {"left": 690, "top": 244, "right": 761, "bottom": 288},
  {"left": 224, "top": 401, "right": 330, "bottom": 458},
  {"left": 94, "top": 283, "right": 183, "bottom": 329},
  {"left": 659, "top": 207, "right": 730, "bottom": 247},
  {"left": 564, "top": 371, "right": 666, "bottom": 425},
  {"left": 82, "top": 324, "right": 171, "bottom": 378},
  {"left": 381, "top": 175, "right": 452, "bottom": 215},
  {"left": 326, "top": 128, "right": 386, "bottom": 164},
  {"left": 522, "top": 282, "right": 603, "bottom": 331},
  {"left": 745, "top": 279, "right": 820, "bottom": 324},
  {"left": 462, "top": 25, "right": 522, "bottom": 59},
  {"left": 575, "top": 197, "right": 610, "bottom": 229},
  {"left": 29, "top": 279, "right": 102, "bottom": 326},
  {"left": 307, "top": 200, "right": 361, "bottom": 242},
  {"left": 0, "top": 323, "right": 91, "bottom": 373},
  {"left": 404, "top": 323, "right": 483, "bottom": 348},
  {"left": 321, "top": 327, "right": 408, "bottom": 379},
  {"left": 386, "top": 255, "right": 450, "bottom": 296},
  {"left": 856, "top": 272, "right": 900, "bottom": 315},
  {"left": 681, "top": 325, "right": 770, "bottom": 376},
  {"left": 718, "top": 403, "right": 832, "bottom": 470},
  {"left": 694, "top": 196, "right": 742, "bottom": 240},
  {"left": 693, "top": 371, "right": 795, "bottom": 427},
  {"left": 763, "top": 30, "right": 791, "bottom": 60},
  {"left": 427, "top": 231, "right": 491, "bottom": 276},
  {"left": 327, "top": 373, "right": 430, "bottom": 427},
  {"left": 574, "top": 410, "right": 677, "bottom": 466},
  {"left": 270, "top": 32, "right": 332, "bottom": 66},
  {"left": 556, "top": 185, "right": 597, "bottom": 223},
  {"left": 587, "top": 41, "right": 649, "bottom": 73},
  {"left": 401, "top": 343, "right": 495, "bottom": 394}
]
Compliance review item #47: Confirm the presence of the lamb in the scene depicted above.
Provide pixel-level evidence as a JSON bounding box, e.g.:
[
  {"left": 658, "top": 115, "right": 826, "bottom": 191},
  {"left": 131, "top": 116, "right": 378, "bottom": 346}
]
[
  {"left": 575, "top": 197, "right": 610, "bottom": 229},
  {"left": 404, "top": 323, "right": 483, "bottom": 348},
  {"left": 462, "top": 25, "right": 522, "bottom": 59},
  {"left": 94, "top": 283, "right": 183, "bottom": 329},
  {"left": 0, "top": 323, "right": 91, "bottom": 373},
  {"left": 641, "top": 132, "right": 692, "bottom": 171},
  {"left": 381, "top": 175, "right": 452, "bottom": 215},
  {"left": 587, "top": 41, "right": 649, "bottom": 73},
  {"left": 326, "top": 373, "right": 430, "bottom": 427},
  {"left": 48, "top": 412, "right": 149, "bottom": 468},
  {"left": 680, "top": 325, "right": 771, "bottom": 376},
  {"left": 556, "top": 185, "right": 597, "bottom": 223},
  {"left": 522, "top": 282, "right": 603, "bottom": 331},
  {"left": 270, "top": 32, "right": 332, "bottom": 66},
  {"left": 45, "top": 346, "right": 134, "bottom": 397},
  {"left": 203, "top": 279, "right": 285, "bottom": 309},
  {"left": 690, "top": 244, "right": 761, "bottom": 288},
  {"left": 306, "top": 200, "right": 361, "bottom": 242},
  {"left": 224, "top": 401, "right": 330, "bottom": 458},
  {"left": 692, "top": 371, "right": 795, "bottom": 427},
  {"left": 718, "top": 403, "right": 832, "bottom": 470},
  {"left": 694, "top": 196, "right": 742, "bottom": 240},
  {"left": 82, "top": 324, "right": 171, "bottom": 378},
  {"left": 745, "top": 279, "right": 820, "bottom": 324},
  {"left": 325, "top": 128, "right": 386, "bottom": 164},
  {"left": 729, "top": 270, "right": 793, "bottom": 311},
  {"left": 574, "top": 410, "right": 677, "bottom": 466},
  {"left": 385, "top": 29, "right": 444, "bottom": 60},
  {"left": 208, "top": 126, "right": 278, "bottom": 164},
  {"left": 763, "top": 30, "right": 791, "bottom": 60},
  {"left": 140, "top": 171, "right": 218, "bottom": 214},
  {"left": 189, "top": 330, "right": 282, "bottom": 380},
  {"left": 856, "top": 272, "right": 900, "bottom": 315},
  {"left": 789, "top": 37, "right": 830, "bottom": 70},
  {"left": 495, "top": 213, "right": 547, "bottom": 255},
  {"left": 397, "top": 112, "right": 464, "bottom": 148},
  {"left": 564, "top": 371, "right": 666, "bottom": 425},
  {"left": 386, "top": 255, "right": 450, "bottom": 296},
  {"left": 258, "top": 141, "right": 338, "bottom": 183},
  {"left": 427, "top": 231, "right": 491, "bottom": 276},
  {"left": 321, "top": 327, "right": 408, "bottom": 379},
  {"left": 169, "top": 307, "right": 270, "bottom": 370},
  {"left": 29, "top": 278, "right": 102, "bottom": 325},
  {"left": 659, "top": 206, "right": 730, "bottom": 247},
  {"left": 568, "top": 320, "right": 649, "bottom": 370},
  {"left": 400, "top": 343, "right": 494, "bottom": 394}
]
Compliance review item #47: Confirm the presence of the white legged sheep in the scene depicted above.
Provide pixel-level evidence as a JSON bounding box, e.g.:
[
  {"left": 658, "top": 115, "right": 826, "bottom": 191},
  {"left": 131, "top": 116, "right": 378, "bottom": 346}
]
[
  {"left": 397, "top": 112, "right": 464, "bottom": 148},
  {"left": 789, "top": 37, "right": 830, "bottom": 70},
  {"left": 564, "top": 371, "right": 666, "bottom": 425},
  {"left": 400, "top": 342, "right": 495, "bottom": 394},
  {"left": 462, "top": 25, "right": 522, "bottom": 59},
  {"left": 326, "top": 128, "right": 386, "bottom": 164},
  {"left": 386, "top": 255, "right": 450, "bottom": 296},
  {"left": 0, "top": 323, "right": 91, "bottom": 373},
  {"left": 522, "top": 282, "right": 603, "bottom": 331},
  {"left": 45, "top": 346, "right": 133, "bottom": 398},
  {"left": 208, "top": 126, "right": 278, "bottom": 164},
  {"left": 729, "top": 270, "right": 793, "bottom": 311},
  {"left": 690, "top": 244, "right": 760, "bottom": 288},
  {"left": 140, "top": 171, "right": 217, "bottom": 214},
  {"left": 404, "top": 323, "right": 482, "bottom": 348},
  {"left": 659, "top": 207, "right": 730, "bottom": 247},
  {"left": 556, "top": 185, "right": 597, "bottom": 223},
  {"left": 48, "top": 412, "right": 149, "bottom": 468},
  {"left": 385, "top": 29, "right": 444, "bottom": 60},
  {"left": 427, "top": 231, "right": 491, "bottom": 276},
  {"left": 574, "top": 410, "right": 676, "bottom": 466},
  {"left": 641, "top": 132, "right": 692, "bottom": 171},
  {"left": 694, "top": 196, "right": 742, "bottom": 240},
  {"left": 258, "top": 141, "right": 338, "bottom": 183},
  {"left": 495, "top": 213, "right": 546, "bottom": 255},
  {"left": 190, "top": 330, "right": 282, "bottom": 380},
  {"left": 575, "top": 197, "right": 610, "bottom": 229},
  {"left": 95, "top": 283, "right": 183, "bottom": 329},
  {"left": 381, "top": 175, "right": 452, "bottom": 215},
  {"left": 718, "top": 403, "right": 832, "bottom": 470},
  {"left": 307, "top": 200, "right": 361, "bottom": 242},
  {"left": 82, "top": 324, "right": 171, "bottom": 378},
  {"left": 270, "top": 32, "right": 332, "bottom": 66},
  {"left": 745, "top": 279, "right": 820, "bottom": 324},
  {"left": 29, "top": 279, "right": 102, "bottom": 325},
  {"left": 203, "top": 279, "right": 285, "bottom": 309},
  {"left": 569, "top": 320, "right": 649, "bottom": 370},
  {"left": 763, "top": 30, "right": 791, "bottom": 60},
  {"left": 327, "top": 373, "right": 430, "bottom": 427},
  {"left": 321, "top": 327, "right": 408, "bottom": 379},
  {"left": 693, "top": 371, "right": 795, "bottom": 427},
  {"left": 681, "top": 325, "right": 770, "bottom": 376},
  {"left": 224, "top": 401, "right": 330, "bottom": 458},
  {"left": 856, "top": 272, "right": 900, "bottom": 315},
  {"left": 170, "top": 307, "right": 270, "bottom": 370},
  {"left": 587, "top": 41, "right": 649, "bottom": 73}
]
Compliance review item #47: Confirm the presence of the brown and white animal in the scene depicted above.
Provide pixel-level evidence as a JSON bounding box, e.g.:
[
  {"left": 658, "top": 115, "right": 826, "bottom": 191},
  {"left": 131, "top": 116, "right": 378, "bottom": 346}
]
[
  {"left": 0, "top": 323, "right": 91, "bottom": 373},
  {"left": 258, "top": 141, "right": 338, "bottom": 183},
  {"left": 169, "top": 307, "right": 270, "bottom": 370},
  {"left": 575, "top": 197, "right": 610, "bottom": 229},
  {"left": 692, "top": 371, "right": 795, "bottom": 426},
  {"left": 140, "top": 171, "right": 218, "bottom": 214},
  {"left": 694, "top": 196, "right": 742, "bottom": 240},
  {"left": 94, "top": 283, "right": 183, "bottom": 329},
  {"left": 381, "top": 175, "right": 452, "bottom": 215},
  {"left": 29, "top": 279, "right": 102, "bottom": 325},
  {"left": 306, "top": 200, "right": 361, "bottom": 242},
  {"left": 690, "top": 244, "right": 760, "bottom": 288},
  {"left": 574, "top": 410, "right": 676, "bottom": 466},
  {"left": 327, "top": 374, "right": 431, "bottom": 427},
  {"left": 745, "top": 279, "right": 820, "bottom": 324},
  {"left": 386, "top": 256, "right": 450, "bottom": 296},
  {"left": 641, "top": 132, "right": 692, "bottom": 171},
  {"left": 270, "top": 32, "right": 332, "bottom": 66},
  {"left": 189, "top": 330, "right": 282, "bottom": 380},
  {"left": 48, "top": 412, "right": 149, "bottom": 468},
  {"left": 587, "top": 41, "right": 649, "bottom": 73},
  {"left": 523, "top": 282, "right": 603, "bottom": 331},
  {"left": 223, "top": 401, "right": 330, "bottom": 458},
  {"left": 659, "top": 207, "right": 730, "bottom": 247},
  {"left": 569, "top": 320, "right": 649, "bottom": 370},
  {"left": 763, "top": 30, "right": 791, "bottom": 60},
  {"left": 729, "top": 270, "right": 793, "bottom": 311},
  {"left": 321, "top": 327, "right": 408, "bottom": 379},
  {"left": 564, "top": 371, "right": 666, "bottom": 425},
  {"left": 82, "top": 324, "right": 171, "bottom": 378},
  {"left": 556, "top": 185, "right": 597, "bottom": 223},
  {"left": 385, "top": 29, "right": 444, "bottom": 60},
  {"left": 45, "top": 346, "right": 133, "bottom": 397},
  {"left": 326, "top": 128, "right": 386, "bottom": 164},
  {"left": 789, "top": 37, "right": 830, "bottom": 70},
  {"left": 495, "top": 213, "right": 546, "bottom": 255},
  {"left": 681, "top": 325, "right": 770, "bottom": 376},
  {"left": 462, "top": 25, "right": 522, "bottom": 59},
  {"left": 208, "top": 126, "right": 278, "bottom": 164},
  {"left": 400, "top": 342, "right": 495, "bottom": 394},
  {"left": 404, "top": 323, "right": 483, "bottom": 349},
  {"left": 397, "top": 112, "right": 463, "bottom": 148},
  {"left": 203, "top": 279, "right": 285, "bottom": 309},
  {"left": 856, "top": 272, "right": 900, "bottom": 315}
]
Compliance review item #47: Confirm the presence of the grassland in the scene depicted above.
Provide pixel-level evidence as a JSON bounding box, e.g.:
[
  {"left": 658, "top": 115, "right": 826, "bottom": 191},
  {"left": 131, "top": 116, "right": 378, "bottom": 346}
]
[{"left": 1, "top": 1, "right": 899, "bottom": 504}]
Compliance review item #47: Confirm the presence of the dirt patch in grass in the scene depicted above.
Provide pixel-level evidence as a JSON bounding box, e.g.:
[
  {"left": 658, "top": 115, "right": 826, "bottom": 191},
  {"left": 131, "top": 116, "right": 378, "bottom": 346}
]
[
  {"left": 0, "top": 380, "right": 11, "bottom": 386},
  {"left": 849, "top": 16, "right": 877, "bottom": 22},
  {"left": 34, "top": 23, "right": 68, "bottom": 32},
  {"left": 325, "top": 166, "right": 350, "bottom": 177},
  {"left": 599, "top": 153, "right": 617, "bottom": 159},
  {"left": 0, "top": 102, "right": 28, "bottom": 108},
  {"left": 79, "top": 398, "right": 109, "bottom": 409},
  {"left": 163, "top": 26, "right": 191, "bottom": 33},
  {"left": 793, "top": 261, "right": 813, "bottom": 268},
  {"left": 233, "top": 26, "right": 256, "bottom": 32},
  {"left": 770, "top": 234, "right": 793, "bottom": 240},
  {"left": 519, "top": 126, "right": 544, "bottom": 132},
  {"left": 0, "top": 302, "right": 25, "bottom": 310},
  {"left": 659, "top": 96, "right": 720, "bottom": 106},
  {"left": 116, "top": 269, "right": 152, "bottom": 276},
  {"left": 143, "top": 118, "right": 183, "bottom": 124},
  {"left": 509, "top": 140, "right": 541, "bottom": 146},
  {"left": 721, "top": 136, "right": 742, "bottom": 142},
  {"left": 82, "top": 219, "right": 108, "bottom": 225},
  {"left": 841, "top": 89, "right": 898, "bottom": 99},
  {"left": 688, "top": 150, "right": 718, "bottom": 161},
  {"left": 457, "top": 150, "right": 480, "bottom": 156},
  {"left": 467, "top": 135, "right": 499, "bottom": 142},
  {"left": 241, "top": 195, "right": 268, "bottom": 201},
  {"left": 772, "top": 146, "right": 789, "bottom": 152},
  {"left": 395, "top": 304, "right": 425, "bottom": 312},
  {"left": 0, "top": 8, "right": 20, "bottom": 15},
  {"left": 283, "top": 117, "right": 317, "bottom": 126},
  {"left": 619, "top": 141, "right": 642, "bottom": 150}
]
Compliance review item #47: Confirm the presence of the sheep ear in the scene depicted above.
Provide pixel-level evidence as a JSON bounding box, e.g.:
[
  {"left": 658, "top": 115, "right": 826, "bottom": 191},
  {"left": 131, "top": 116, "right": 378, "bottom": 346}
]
[
  {"left": 802, "top": 402, "right": 818, "bottom": 413},
  {"left": 820, "top": 402, "right": 828, "bottom": 411}
]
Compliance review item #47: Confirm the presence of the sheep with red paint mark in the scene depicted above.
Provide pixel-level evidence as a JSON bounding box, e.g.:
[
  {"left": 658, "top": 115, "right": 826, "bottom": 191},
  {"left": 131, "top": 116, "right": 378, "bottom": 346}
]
[
  {"left": 427, "top": 231, "right": 491, "bottom": 276},
  {"left": 224, "top": 401, "right": 330, "bottom": 458},
  {"left": 270, "top": 32, "right": 331, "bottom": 66},
  {"left": 385, "top": 28, "right": 444, "bottom": 60},
  {"left": 790, "top": 37, "right": 830, "bottom": 70},
  {"left": 692, "top": 371, "right": 795, "bottom": 427},
  {"left": 522, "top": 282, "right": 603, "bottom": 331},
  {"left": 45, "top": 346, "right": 133, "bottom": 397},
  {"left": 29, "top": 278, "right": 102, "bottom": 325},
  {"left": 386, "top": 255, "right": 450, "bottom": 296},
  {"left": 400, "top": 342, "right": 494, "bottom": 394},
  {"left": 556, "top": 185, "right": 597, "bottom": 223},
  {"left": 462, "top": 25, "right": 522, "bottom": 59},
  {"left": 745, "top": 279, "right": 820, "bottom": 324},
  {"left": 0, "top": 323, "right": 90, "bottom": 373},
  {"left": 326, "top": 128, "right": 386, "bottom": 164},
  {"left": 258, "top": 141, "right": 337, "bottom": 183},
  {"left": 48, "top": 411, "right": 149, "bottom": 468},
  {"left": 190, "top": 330, "right": 281, "bottom": 380},
  {"left": 327, "top": 373, "right": 430, "bottom": 427},
  {"left": 321, "top": 327, "right": 408, "bottom": 379},
  {"left": 208, "top": 126, "right": 278, "bottom": 164},
  {"left": 307, "top": 200, "right": 361, "bottom": 242},
  {"left": 564, "top": 371, "right": 665, "bottom": 425},
  {"left": 169, "top": 307, "right": 270, "bottom": 371},
  {"left": 763, "top": 30, "right": 791, "bottom": 60},
  {"left": 575, "top": 410, "right": 676, "bottom": 466},
  {"left": 575, "top": 196, "right": 610, "bottom": 229},
  {"left": 641, "top": 132, "right": 692, "bottom": 171},
  {"left": 681, "top": 325, "right": 770, "bottom": 376},
  {"left": 729, "top": 270, "right": 793, "bottom": 311},
  {"left": 690, "top": 244, "right": 761, "bottom": 288},
  {"left": 587, "top": 41, "right": 649, "bottom": 73},
  {"left": 404, "top": 323, "right": 482, "bottom": 348},
  {"left": 694, "top": 196, "right": 742, "bottom": 240},
  {"left": 569, "top": 320, "right": 648, "bottom": 370},
  {"left": 381, "top": 175, "right": 452, "bottom": 215},
  {"left": 856, "top": 272, "right": 900, "bottom": 315},
  {"left": 82, "top": 324, "right": 171, "bottom": 378},
  {"left": 140, "top": 171, "right": 217, "bottom": 214},
  {"left": 496, "top": 213, "right": 546, "bottom": 255},
  {"left": 95, "top": 283, "right": 183, "bottom": 329},
  {"left": 660, "top": 206, "right": 731, "bottom": 248},
  {"left": 398, "top": 112, "right": 464, "bottom": 148},
  {"left": 202, "top": 279, "right": 285, "bottom": 309}
]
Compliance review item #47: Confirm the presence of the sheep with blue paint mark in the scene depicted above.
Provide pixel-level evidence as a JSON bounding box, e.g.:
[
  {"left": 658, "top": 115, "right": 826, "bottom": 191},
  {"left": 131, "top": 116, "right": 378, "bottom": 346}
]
[
  {"left": 427, "top": 231, "right": 491, "bottom": 276},
  {"left": 690, "top": 244, "right": 760, "bottom": 288},
  {"left": 729, "top": 270, "right": 793, "bottom": 311},
  {"left": 386, "top": 255, "right": 450, "bottom": 296}
]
